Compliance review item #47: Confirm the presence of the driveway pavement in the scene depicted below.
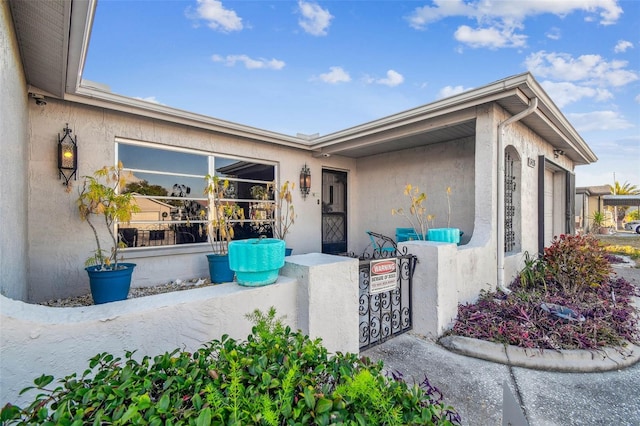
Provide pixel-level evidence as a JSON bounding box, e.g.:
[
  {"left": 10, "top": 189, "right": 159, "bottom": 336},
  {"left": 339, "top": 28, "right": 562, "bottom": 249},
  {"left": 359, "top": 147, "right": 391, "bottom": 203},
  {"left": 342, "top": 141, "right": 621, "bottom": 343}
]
[{"left": 363, "top": 264, "right": 640, "bottom": 426}]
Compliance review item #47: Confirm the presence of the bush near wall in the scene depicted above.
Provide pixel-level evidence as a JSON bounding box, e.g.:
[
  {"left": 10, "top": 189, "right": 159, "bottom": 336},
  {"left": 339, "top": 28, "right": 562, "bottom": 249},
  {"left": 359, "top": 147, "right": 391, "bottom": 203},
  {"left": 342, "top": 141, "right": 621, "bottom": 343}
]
[
  {"left": 1, "top": 308, "right": 460, "bottom": 425},
  {"left": 450, "top": 234, "right": 639, "bottom": 350}
]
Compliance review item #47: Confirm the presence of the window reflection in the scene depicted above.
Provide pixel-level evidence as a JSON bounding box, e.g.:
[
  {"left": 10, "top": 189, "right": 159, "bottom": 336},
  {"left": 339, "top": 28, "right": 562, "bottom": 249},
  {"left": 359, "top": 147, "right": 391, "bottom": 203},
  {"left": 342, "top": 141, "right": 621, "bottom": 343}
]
[{"left": 116, "top": 142, "right": 276, "bottom": 249}]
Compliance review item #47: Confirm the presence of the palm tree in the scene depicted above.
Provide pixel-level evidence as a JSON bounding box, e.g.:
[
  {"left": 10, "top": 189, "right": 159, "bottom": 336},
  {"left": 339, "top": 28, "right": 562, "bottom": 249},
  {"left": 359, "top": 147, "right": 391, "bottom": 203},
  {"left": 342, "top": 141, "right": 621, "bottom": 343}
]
[
  {"left": 609, "top": 181, "right": 640, "bottom": 222},
  {"left": 609, "top": 181, "right": 640, "bottom": 196}
]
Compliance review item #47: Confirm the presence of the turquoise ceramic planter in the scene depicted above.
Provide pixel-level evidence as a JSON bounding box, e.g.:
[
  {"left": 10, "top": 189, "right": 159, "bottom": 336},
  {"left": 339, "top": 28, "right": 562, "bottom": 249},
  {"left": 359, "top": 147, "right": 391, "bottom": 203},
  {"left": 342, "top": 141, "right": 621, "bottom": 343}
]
[
  {"left": 207, "top": 253, "right": 235, "bottom": 283},
  {"left": 85, "top": 263, "right": 136, "bottom": 304},
  {"left": 228, "top": 238, "right": 286, "bottom": 286},
  {"left": 427, "top": 228, "right": 461, "bottom": 244}
]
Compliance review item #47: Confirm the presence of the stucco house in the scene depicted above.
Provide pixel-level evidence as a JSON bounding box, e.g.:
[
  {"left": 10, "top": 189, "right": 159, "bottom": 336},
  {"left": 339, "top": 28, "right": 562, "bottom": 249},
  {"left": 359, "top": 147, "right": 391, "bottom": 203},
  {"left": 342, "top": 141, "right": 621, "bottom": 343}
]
[{"left": 1, "top": 0, "right": 598, "bottom": 406}]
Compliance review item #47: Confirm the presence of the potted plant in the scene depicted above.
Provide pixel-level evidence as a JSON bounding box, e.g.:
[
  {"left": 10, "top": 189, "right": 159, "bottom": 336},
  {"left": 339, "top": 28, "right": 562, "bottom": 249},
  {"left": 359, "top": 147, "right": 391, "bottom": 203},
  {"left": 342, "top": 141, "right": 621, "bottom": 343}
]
[
  {"left": 392, "top": 184, "right": 430, "bottom": 241},
  {"left": 427, "top": 186, "right": 461, "bottom": 244},
  {"left": 392, "top": 184, "right": 460, "bottom": 244},
  {"left": 228, "top": 236, "right": 286, "bottom": 286},
  {"left": 271, "top": 180, "right": 295, "bottom": 255},
  {"left": 226, "top": 181, "right": 292, "bottom": 287},
  {"left": 77, "top": 162, "right": 140, "bottom": 304},
  {"left": 203, "top": 174, "right": 244, "bottom": 283},
  {"left": 248, "top": 184, "right": 272, "bottom": 237},
  {"left": 590, "top": 210, "right": 610, "bottom": 234}
]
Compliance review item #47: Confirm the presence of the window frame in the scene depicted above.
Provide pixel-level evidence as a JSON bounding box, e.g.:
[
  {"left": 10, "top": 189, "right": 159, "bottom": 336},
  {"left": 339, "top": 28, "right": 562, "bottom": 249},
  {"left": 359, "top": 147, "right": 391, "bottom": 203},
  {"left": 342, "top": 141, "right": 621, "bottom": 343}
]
[{"left": 115, "top": 138, "right": 278, "bottom": 257}]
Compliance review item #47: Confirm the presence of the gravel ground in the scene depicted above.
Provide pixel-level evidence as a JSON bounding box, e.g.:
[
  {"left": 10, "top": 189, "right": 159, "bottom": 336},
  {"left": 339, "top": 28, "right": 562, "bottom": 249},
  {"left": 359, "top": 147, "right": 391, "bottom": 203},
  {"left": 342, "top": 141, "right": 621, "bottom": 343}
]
[{"left": 39, "top": 277, "right": 216, "bottom": 307}]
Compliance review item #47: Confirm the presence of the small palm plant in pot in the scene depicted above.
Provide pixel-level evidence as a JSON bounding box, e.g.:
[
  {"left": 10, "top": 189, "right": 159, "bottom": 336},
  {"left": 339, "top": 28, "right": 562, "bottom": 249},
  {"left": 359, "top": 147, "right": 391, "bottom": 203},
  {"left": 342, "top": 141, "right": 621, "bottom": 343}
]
[
  {"left": 203, "top": 174, "right": 244, "bottom": 283},
  {"left": 77, "top": 162, "right": 140, "bottom": 304}
]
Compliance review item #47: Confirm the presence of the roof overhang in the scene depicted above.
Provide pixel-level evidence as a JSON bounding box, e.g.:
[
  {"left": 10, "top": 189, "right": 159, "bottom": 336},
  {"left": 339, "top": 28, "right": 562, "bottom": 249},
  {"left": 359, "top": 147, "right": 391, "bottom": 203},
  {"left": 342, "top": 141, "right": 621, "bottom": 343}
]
[
  {"left": 308, "top": 73, "right": 597, "bottom": 164},
  {"left": 576, "top": 185, "right": 612, "bottom": 196},
  {"left": 602, "top": 195, "right": 640, "bottom": 207},
  {"left": 8, "top": 0, "right": 597, "bottom": 165}
]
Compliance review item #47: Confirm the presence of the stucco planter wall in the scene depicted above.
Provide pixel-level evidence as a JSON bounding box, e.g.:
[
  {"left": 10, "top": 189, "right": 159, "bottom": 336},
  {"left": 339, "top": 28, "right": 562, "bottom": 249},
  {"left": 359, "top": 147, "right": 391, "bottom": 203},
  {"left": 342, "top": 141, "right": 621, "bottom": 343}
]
[{"left": 0, "top": 254, "right": 359, "bottom": 408}]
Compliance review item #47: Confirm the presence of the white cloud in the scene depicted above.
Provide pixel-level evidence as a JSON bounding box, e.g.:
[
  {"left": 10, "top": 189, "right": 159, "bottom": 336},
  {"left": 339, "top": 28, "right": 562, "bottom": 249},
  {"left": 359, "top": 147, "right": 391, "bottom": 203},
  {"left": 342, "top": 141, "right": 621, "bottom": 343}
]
[
  {"left": 317, "top": 66, "right": 350, "bottom": 84},
  {"left": 545, "top": 27, "right": 561, "bottom": 40},
  {"left": 614, "top": 40, "right": 633, "bottom": 53},
  {"left": 636, "top": 94, "right": 640, "bottom": 103},
  {"left": 540, "top": 81, "right": 612, "bottom": 108},
  {"left": 454, "top": 25, "right": 527, "bottom": 49},
  {"left": 525, "top": 51, "right": 639, "bottom": 88},
  {"left": 372, "top": 70, "right": 404, "bottom": 87},
  {"left": 191, "top": 0, "right": 243, "bottom": 32},
  {"left": 407, "top": 0, "right": 622, "bottom": 49},
  {"left": 298, "top": 1, "right": 333, "bottom": 36},
  {"left": 408, "top": 0, "right": 622, "bottom": 29},
  {"left": 566, "top": 111, "right": 635, "bottom": 132},
  {"left": 407, "top": 0, "right": 474, "bottom": 29},
  {"left": 437, "top": 85, "right": 473, "bottom": 99},
  {"left": 212, "top": 54, "right": 285, "bottom": 70}
]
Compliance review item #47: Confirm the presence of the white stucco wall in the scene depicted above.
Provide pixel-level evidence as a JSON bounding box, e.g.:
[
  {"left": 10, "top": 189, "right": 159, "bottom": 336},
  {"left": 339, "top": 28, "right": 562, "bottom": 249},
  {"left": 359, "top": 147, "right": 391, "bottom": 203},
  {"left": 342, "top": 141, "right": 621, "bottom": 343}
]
[
  {"left": 26, "top": 100, "right": 356, "bottom": 302},
  {"left": 1, "top": 254, "right": 359, "bottom": 408},
  {"left": 0, "top": 2, "right": 29, "bottom": 301},
  {"left": 354, "top": 135, "right": 476, "bottom": 254}
]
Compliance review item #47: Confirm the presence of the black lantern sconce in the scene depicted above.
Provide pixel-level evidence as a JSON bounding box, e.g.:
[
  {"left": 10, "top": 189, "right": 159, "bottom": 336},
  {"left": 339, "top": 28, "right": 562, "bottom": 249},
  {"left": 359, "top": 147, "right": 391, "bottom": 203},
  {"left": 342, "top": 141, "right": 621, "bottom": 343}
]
[
  {"left": 58, "top": 123, "right": 78, "bottom": 186},
  {"left": 553, "top": 149, "right": 565, "bottom": 159},
  {"left": 300, "top": 164, "right": 311, "bottom": 199}
]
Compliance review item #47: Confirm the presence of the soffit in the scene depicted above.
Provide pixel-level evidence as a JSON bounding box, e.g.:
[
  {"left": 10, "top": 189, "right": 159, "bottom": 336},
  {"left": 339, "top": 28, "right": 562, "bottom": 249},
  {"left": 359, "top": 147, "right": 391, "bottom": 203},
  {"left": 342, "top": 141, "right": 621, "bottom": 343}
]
[{"left": 8, "top": 0, "right": 70, "bottom": 97}]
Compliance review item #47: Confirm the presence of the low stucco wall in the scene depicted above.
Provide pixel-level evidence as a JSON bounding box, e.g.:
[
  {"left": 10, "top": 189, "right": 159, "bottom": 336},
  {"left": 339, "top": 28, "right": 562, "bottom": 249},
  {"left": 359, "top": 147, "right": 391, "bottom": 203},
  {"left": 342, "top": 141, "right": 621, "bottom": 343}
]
[
  {"left": 0, "top": 254, "right": 359, "bottom": 407},
  {"left": 405, "top": 239, "right": 499, "bottom": 338}
]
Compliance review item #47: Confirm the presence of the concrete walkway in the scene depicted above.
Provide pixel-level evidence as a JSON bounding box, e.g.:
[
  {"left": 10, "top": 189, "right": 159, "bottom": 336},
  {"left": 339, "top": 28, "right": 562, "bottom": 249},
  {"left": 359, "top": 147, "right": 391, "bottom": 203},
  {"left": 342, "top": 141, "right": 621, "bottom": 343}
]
[
  {"left": 364, "top": 332, "right": 640, "bottom": 426},
  {"left": 363, "top": 263, "right": 640, "bottom": 425}
]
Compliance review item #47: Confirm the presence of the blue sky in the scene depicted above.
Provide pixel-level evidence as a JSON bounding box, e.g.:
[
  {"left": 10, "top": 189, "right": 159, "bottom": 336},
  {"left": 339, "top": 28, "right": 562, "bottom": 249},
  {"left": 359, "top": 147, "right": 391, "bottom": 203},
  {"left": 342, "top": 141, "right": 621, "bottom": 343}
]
[{"left": 84, "top": 0, "right": 639, "bottom": 188}]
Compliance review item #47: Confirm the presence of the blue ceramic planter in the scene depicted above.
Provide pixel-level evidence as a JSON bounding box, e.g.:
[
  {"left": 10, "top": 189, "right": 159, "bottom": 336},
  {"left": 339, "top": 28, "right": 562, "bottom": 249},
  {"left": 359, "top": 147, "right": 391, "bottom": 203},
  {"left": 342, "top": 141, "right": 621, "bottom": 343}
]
[
  {"left": 207, "top": 253, "right": 235, "bottom": 284},
  {"left": 228, "top": 238, "right": 285, "bottom": 286},
  {"left": 427, "top": 228, "right": 461, "bottom": 244},
  {"left": 85, "top": 263, "right": 136, "bottom": 304}
]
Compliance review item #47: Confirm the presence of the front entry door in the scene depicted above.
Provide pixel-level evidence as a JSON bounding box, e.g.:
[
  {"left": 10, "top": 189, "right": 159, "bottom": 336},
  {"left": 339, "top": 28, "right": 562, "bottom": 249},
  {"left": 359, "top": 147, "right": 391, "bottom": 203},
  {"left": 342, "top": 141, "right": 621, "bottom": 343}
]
[{"left": 322, "top": 170, "right": 347, "bottom": 254}]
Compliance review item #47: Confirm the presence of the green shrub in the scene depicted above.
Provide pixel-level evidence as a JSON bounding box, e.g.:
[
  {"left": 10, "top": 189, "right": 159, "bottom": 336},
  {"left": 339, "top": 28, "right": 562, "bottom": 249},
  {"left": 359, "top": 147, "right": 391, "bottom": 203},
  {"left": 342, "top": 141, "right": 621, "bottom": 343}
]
[
  {"left": 543, "top": 234, "right": 611, "bottom": 295},
  {"left": 1, "top": 308, "right": 459, "bottom": 425}
]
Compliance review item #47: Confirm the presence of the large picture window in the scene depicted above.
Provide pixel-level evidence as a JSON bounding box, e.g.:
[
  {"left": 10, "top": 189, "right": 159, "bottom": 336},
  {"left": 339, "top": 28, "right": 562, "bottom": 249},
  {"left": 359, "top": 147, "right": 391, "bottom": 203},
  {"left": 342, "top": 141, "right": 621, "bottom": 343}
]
[{"left": 116, "top": 140, "right": 276, "bottom": 250}]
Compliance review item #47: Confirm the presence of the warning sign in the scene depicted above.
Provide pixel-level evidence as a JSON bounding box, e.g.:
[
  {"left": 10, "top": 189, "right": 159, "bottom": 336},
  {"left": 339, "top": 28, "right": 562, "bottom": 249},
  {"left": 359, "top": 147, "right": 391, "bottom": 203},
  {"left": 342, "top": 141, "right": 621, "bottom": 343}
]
[{"left": 369, "top": 258, "right": 398, "bottom": 294}]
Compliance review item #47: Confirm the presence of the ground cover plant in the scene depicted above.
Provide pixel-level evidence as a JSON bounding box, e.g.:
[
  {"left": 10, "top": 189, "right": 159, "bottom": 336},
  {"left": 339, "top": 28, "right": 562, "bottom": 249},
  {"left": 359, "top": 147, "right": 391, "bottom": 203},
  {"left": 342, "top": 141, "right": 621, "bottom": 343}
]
[
  {"left": 1, "top": 308, "right": 460, "bottom": 425},
  {"left": 448, "top": 234, "right": 639, "bottom": 351},
  {"left": 595, "top": 234, "right": 640, "bottom": 261}
]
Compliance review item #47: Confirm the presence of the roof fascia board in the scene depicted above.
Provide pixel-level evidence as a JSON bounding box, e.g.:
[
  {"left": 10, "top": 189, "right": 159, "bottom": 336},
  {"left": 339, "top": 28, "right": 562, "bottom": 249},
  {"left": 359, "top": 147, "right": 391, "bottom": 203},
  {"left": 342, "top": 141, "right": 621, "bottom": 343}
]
[
  {"left": 66, "top": 0, "right": 96, "bottom": 94},
  {"left": 66, "top": 88, "right": 312, "bottom": 149},
  {"left": 55, "top": 0, "right": 73, "bottom": 97}
]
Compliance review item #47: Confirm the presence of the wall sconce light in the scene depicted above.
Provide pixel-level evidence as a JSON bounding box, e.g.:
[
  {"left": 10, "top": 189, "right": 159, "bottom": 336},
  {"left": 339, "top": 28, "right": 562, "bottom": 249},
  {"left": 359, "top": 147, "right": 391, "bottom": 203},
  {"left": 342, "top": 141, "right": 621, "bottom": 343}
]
[
  {"left": 58, "top": 123, "right": 77, "bottom": 186},
  {"left": 553, "top": 149, "right": 565, "bottom": 159},
  {"left": 299, "top": 164, "right": 311, "bottom": 199}
]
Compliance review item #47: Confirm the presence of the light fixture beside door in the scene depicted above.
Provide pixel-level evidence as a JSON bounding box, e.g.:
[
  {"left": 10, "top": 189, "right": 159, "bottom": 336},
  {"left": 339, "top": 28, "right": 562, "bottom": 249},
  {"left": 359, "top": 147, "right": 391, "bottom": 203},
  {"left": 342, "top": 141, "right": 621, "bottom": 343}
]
[
  {"left": 58, "top": 123, "right": 78, "bottom": 186},
  {"left": 300, "top": 164, "right": 311, "bottom": 199}
]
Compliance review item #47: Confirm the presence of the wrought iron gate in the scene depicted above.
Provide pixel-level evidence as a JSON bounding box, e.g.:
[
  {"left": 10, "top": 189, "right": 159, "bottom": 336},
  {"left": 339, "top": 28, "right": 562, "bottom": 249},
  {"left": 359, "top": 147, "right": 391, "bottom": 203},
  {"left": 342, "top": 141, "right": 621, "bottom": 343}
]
[{"left": 358, "top": 250, "right": 416, "bottom": 350}]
